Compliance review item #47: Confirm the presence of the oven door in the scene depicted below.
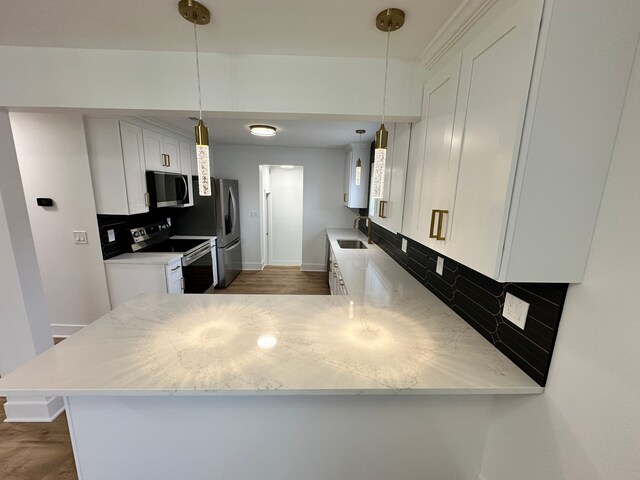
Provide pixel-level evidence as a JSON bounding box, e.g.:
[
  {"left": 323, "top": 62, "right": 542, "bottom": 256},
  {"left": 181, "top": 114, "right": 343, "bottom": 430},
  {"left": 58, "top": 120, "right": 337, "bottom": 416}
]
[{"left": 182, "top": 242, "right": 214, "bottom": 293}]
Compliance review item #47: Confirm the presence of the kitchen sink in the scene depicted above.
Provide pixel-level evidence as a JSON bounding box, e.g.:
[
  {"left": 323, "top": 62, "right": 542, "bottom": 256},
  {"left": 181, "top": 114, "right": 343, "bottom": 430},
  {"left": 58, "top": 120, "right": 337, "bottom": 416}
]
[{"left": 337, "top": 239, "right": 368, "bottom": 249}]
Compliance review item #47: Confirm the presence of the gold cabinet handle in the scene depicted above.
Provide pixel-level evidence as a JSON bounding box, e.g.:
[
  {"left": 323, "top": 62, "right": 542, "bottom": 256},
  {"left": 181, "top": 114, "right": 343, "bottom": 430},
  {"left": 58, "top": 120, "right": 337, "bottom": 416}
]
[
  {"left": 429, "top": 210, "right": 438, "bottom": 238},
  {"left": 343, "top": 193, "right": 348, "bottom": 203},
  {"left": 167, "top": 154, "right": 171, "bottom": 167},
  {"left": 436, "top": 210, "right": 449, "bottom": 241},
  {"left": 144, "top": 192, "right": 150, "bottom": 207},
  {"left": 379, "top": 200, "right": 387, "bottom": 218}
]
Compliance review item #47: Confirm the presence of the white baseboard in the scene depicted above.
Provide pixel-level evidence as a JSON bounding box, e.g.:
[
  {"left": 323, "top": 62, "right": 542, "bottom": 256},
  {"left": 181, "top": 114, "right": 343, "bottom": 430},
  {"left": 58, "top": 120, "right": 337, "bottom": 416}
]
[
  {"left": 242, "top": 262, "right": 265, "bottom": 271},
  {"left": 3, "top": 395, "right": 65, "bottom": 422},
  {"left": 301, "top": 263, "right": 327, "bottom": 272},
  {"left": 269, "top": 261, "right": 302, "bottom": 266},
  {"left": 51, "top": 323, "right": 85, "bottom": 338}
]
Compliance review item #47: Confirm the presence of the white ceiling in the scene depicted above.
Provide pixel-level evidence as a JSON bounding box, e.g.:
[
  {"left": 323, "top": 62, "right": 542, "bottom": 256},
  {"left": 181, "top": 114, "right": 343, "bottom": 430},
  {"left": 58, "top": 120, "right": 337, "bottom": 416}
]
[
  {"left": 2, "top": 0, "right": 465, "bottom": 148},
  {"left": 150, "top": 116, "right": 381, "bottom": 149},
  {"left": 0, "top": 0, "right": 465, "bottom": 61}
]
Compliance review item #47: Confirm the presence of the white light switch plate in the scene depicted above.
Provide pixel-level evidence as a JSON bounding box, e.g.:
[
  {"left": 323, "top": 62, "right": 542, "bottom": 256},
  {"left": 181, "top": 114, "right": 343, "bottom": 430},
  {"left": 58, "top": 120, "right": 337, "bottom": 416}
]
[
  {"left": 401, "top": 238, "right": 408, "bottom": 253},
  {"left": 436, "top": 256, "right": 444, "bottom": 275},
  {"left": 107, "top": 229, "right": 116, "bottom": 242},
  {"left": 503, "top": 292, "right": 529, "bottom": 330},
  {"left": 73, "top": 230, "right": 88, "bottom": 244}
]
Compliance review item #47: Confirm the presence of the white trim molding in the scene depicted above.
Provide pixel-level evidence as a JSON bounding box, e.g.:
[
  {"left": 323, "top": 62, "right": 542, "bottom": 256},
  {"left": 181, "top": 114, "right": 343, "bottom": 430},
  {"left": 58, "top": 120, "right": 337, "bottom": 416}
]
[
  {"left": 418, "top": 0, "right": 499, "bottom": 70},
  {"left": 301, "top": 263, "right": 326, "bottom": 272},
  {"left": 51, "top": 323, "right": 86, "bottom": 338},
  {"left": 242, "top": 262, "right": 265, "bottom": 271},
  {"left": 3, "top": 395, "right": 64, "bottom": 422}
]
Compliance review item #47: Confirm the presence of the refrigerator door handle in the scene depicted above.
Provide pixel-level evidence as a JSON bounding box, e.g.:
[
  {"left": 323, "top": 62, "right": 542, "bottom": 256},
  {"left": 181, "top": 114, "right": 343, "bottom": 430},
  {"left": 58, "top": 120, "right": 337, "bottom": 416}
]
[{"left": 225, "top": 239, "right": 241, "bottom": 252}]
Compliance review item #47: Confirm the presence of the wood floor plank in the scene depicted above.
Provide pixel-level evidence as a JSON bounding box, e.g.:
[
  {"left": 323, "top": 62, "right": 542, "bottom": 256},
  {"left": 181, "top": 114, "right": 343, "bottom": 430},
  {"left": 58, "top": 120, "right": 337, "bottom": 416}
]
[{"left": 213, "top": 265, "right": 330, "bottom": 295}]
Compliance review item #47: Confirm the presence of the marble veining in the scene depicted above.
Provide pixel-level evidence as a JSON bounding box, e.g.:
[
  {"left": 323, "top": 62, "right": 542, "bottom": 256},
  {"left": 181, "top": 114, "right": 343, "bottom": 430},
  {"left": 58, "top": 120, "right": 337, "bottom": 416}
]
[{"left": 0, "top": 229, "right": 541, "bottom": 396}]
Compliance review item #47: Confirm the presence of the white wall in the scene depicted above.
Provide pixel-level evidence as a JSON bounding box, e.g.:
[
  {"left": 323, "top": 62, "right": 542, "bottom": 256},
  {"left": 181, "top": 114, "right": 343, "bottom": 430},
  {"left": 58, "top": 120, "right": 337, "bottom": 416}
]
[
  {"left": 10, "top": 112, "right": 111, "bottom": 336},
  {"left": 0, "top": 110, "right": 52, "bottom": 374},
  {"left": 268, "top": 166, "right": 304, "bottom": 266},
  {"left": 479, "top": 37, "right": 640, "bottom": 480},
  {"left": 213, "top": 145, "right": 356, "bottom": 271},
  {"left": 0, "top": 47, "right": 422, "bottom": 121}
]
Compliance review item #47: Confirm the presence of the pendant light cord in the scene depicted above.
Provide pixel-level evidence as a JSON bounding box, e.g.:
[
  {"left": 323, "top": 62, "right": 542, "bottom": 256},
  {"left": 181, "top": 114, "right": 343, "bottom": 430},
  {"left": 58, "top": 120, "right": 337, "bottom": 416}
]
[
  {"left": 193, "top": 22, "right": 203, "bottom": 121},
  {"left": 381, "top": 28, "right": 391, "bottom": 125}
]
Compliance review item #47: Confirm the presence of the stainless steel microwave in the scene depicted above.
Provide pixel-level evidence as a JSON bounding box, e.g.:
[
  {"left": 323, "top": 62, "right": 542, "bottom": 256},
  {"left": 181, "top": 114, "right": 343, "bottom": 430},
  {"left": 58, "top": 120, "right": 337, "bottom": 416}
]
[{"left": 146, "top": 171, "right": 189, "bottom": 208}]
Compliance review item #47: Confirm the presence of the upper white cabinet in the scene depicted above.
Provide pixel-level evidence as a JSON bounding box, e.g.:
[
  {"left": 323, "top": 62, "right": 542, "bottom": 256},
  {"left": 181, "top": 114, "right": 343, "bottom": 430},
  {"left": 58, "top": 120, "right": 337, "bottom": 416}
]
[
  {"left": 369, "top": 123, "right": 411, "bottom": 233},
  {"left": 85, "top": 118, "right": 149, "bottom": 215},
  {"left": 343, "top": 143, "right": 371, "bottom": 209},
  {"left": 402, "top": 53, "right": 462, "bottom": 252},
  {"left": 402, "top": 0, "right": 638, "bottom": 282},
  {"left": 444, "top": 0, "right": 543, "bottom": 280},
  {"left": 143, "top": 129, "right": 181, "bottom": 174}
]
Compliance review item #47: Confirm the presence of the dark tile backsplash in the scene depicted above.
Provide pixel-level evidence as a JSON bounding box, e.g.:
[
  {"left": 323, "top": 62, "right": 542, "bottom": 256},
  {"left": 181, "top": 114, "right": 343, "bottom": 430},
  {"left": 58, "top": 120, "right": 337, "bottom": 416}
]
[
  {"left": 97, "top": 211, "right": 178, "bottom": 259},
  {"left": 359, "top": 219, "right": 567, "bottom": 386}
]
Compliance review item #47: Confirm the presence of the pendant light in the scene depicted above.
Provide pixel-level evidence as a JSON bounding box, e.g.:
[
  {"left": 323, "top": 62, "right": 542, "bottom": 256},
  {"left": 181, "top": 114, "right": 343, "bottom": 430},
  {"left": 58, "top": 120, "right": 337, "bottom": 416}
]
[
  {"left": 179, "top": 0, "right": 212, "bottom": 196},
  {"left": 355, "top": 129, "right": 365, "bottom": 186},
  {"left": 372, "top": 8, "right": 405, "bottom": 199}
]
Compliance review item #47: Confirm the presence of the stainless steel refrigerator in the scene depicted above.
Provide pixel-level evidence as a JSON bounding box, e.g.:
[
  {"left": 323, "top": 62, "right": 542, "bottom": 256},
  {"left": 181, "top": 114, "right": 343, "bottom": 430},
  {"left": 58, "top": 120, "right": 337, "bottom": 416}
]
[{"left": 176, "top": 178, "right": 242, "bottom": 287}]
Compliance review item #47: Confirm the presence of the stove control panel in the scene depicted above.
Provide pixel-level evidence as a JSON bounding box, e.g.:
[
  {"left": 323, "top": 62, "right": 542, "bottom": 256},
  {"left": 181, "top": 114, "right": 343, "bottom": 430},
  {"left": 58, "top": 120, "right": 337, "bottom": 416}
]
[{"left": 130, "top": 222, "right": 171, "bottom": 244}]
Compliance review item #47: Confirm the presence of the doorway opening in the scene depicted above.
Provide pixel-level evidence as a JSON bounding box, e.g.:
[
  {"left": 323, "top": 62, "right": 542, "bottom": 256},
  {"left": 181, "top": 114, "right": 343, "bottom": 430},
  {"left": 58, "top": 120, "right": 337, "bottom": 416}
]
[{"left": 259, "top": 165, "right": 304, "bottom": 267}]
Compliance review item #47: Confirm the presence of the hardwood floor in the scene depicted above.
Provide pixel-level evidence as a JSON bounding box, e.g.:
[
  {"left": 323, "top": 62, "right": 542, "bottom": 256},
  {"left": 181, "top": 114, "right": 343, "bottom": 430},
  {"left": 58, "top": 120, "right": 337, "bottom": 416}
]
[
  {"left": 212, "top": 265, "right": 330, "bottom": 295},
  {"left": 0, "top": 268, "right": 327, "bottom": 479},
  {"left": 0, "top": 397, "right": 76, "bottom": 480}
]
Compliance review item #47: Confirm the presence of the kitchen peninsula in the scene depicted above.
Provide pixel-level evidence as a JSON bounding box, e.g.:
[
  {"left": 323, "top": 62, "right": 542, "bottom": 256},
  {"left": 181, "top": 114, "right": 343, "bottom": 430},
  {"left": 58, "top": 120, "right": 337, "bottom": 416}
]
[{"left": 0, "top": 229, "right": 540, "bottom": 480}]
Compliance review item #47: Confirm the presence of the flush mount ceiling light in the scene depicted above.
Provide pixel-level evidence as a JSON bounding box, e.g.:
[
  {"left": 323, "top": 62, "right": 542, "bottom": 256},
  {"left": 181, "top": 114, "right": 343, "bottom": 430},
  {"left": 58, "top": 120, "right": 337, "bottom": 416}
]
[
  {"left": 179, "top": 0, "right": 212, "bottom": 196},
  {"left": 372, "top": 8, "right": 405, "bottom": 199},
  {"left": 355, "top": 129, "right": 365, "bottom": 186},
  {"left": 250, "top": 125, "right": 277, "bottom": 137}
]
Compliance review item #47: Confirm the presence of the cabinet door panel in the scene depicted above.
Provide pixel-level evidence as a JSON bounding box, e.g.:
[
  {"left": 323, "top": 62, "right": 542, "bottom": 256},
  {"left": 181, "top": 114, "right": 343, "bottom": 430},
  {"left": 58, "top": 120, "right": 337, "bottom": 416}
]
[
  {"left": 119, "top": 122, "right": 148, "bottom": 215},
  {"left": 163, "top": 136, "right": 181, "bottom": 173},
  {"left": 415, "top": 54, "right": 462, "bottom": 250},
  {"left": 447, "top": 0, "right": 543, "bottom": 278},
  {"left": 142, "top": 129, "right": 164, "bottom": 171}
]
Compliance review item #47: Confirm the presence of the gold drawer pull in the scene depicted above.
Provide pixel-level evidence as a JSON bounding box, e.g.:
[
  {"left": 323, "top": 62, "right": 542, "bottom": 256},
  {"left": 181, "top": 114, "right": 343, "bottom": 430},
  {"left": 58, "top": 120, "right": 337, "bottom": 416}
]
[
  {"left": 436, "top": 210, "right": 449, "bottom": 240},
  {"left": 379, "top": 200, "right": 387, "bottom": 218},
  {"left": 429, "top": 210, "right": 438, "bottom": 238}
]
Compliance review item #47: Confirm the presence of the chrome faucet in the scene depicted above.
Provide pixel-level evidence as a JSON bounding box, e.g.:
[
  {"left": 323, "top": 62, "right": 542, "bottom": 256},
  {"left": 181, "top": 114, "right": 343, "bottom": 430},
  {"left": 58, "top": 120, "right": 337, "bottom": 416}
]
[{"left": 353, "top": 215, "right": 373, "bottom": 244}]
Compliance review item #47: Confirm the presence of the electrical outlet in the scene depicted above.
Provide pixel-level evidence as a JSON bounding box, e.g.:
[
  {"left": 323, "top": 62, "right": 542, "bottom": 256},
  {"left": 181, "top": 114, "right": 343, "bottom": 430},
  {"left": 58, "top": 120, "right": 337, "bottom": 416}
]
[
  {"left": 73, "top": 230, "right": 88, "bottom": 244},
  {"left": 436, "top": 256, "right": 444, "bottom": 275},
  {"left": 107, "top": 229, "right": 116, "bottom": 242},
  {"left": 401, "top": 238, "right": 408, "bottom": 253},
  {"left": 502, "top": 293, "right": 529, "bottom": 330},
  {"left": 250, "top": 210, "right": 258, "bottom": 218}
]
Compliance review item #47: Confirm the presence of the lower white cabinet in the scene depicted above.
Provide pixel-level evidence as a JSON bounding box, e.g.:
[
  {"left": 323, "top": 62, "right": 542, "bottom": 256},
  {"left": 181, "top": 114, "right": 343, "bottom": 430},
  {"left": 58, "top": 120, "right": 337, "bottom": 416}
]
[
  {"left": 327, "top": 246, "right": 347, "bottom": 295},
  {"left": 104, "top": 257, "right": 184, "bottom": 308}
]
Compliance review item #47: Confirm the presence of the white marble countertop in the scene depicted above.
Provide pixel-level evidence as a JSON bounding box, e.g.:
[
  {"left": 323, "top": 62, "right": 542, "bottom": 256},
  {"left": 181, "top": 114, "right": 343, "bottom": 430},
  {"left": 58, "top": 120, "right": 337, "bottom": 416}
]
[
  {"left": 104, "top": 252, "right": 183, "bottom": 265},
  {"left": 0, "top": 228, "right": 541, "bottom": 396}
]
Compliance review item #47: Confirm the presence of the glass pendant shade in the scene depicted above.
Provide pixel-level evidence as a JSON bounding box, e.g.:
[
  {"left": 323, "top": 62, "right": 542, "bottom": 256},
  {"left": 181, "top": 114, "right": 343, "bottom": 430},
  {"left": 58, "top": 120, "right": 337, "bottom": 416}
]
[
  {"left": 195, "top": 119, "right": 211, "bottom": 196},
  {"left": 355, "top": 158, "right": 362, "bottom": 186},
  {"left": 372, "top": 124, "right": 388, "bottom": 199}
]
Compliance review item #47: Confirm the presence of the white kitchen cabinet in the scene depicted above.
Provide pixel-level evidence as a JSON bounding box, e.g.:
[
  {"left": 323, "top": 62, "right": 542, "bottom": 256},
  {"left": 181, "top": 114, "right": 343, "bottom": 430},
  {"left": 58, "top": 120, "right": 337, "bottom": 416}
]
[
  {"left": 327, "top": 246, "right": 347, "bottom": 295},
  {"left": 143, "top": 129, "right": 181, "bottom": 174},
  {"left": 179, "top": 140, "right": 195, "bottom": 207},
  {"left": 401, "top": 0, "right": 635, "bottom": 283},
  {"left": 85, "top": 118, "right": 149, "bottom": 215},
  {"left": 444, "top": 0, "right": 543, "bottom": 280},
  {"left": 343, "top": 143, "right": 370, "bottom": 208},
  {"left": 402, "top": 53, "right": 462, "bottom": 252},
  {"left": 104, "top": 256, "right": 184, "bottom": 308},
  {"left": 369, "top": 123, "right": 410, "bottom": 233}
]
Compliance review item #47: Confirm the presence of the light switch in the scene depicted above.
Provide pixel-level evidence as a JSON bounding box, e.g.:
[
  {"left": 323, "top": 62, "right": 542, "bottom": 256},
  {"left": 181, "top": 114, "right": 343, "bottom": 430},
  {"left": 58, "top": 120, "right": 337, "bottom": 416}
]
[
  {"left": 73, "top": 230, "right": 88, "bottom": 244},
  {"left": 401, "top": 238, "right": 408, "bottom": 253},
  {"left": 107, "top": 229, "right": 116, "bottom": 242},
  {"left": 502, "top": 292, "right": 529, "bottom": 330},
  {"left": 436, "top": 256, "right": 444, "bottom": 275}
]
